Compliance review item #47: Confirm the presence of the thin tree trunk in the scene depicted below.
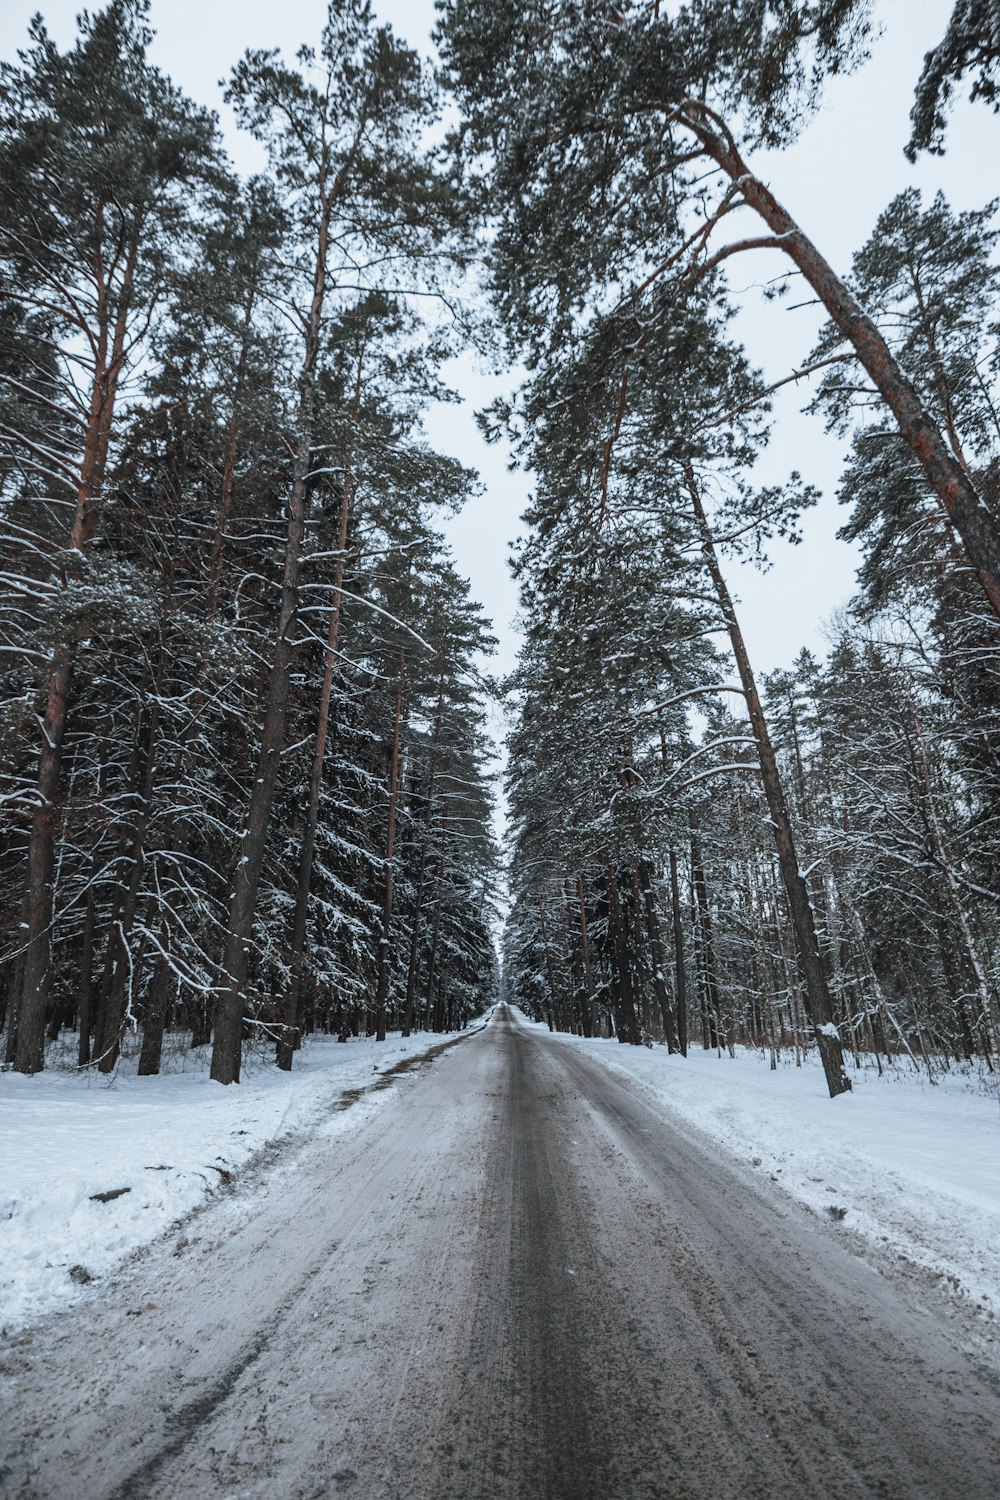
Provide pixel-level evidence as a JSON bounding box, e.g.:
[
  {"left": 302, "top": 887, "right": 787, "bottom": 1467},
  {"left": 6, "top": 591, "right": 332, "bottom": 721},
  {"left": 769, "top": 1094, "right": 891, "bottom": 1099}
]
[
  {"left": 97, "top": 698, "right": 160, "bottom": 1072},
  {"left": 211, "top": 172, "right": 337, "bottom": 1084},
  {"left": 689, "top": 811, "right": 720, "bottom": 1052},
  {"left": 629, "top": 868, "right": 654, "bottom": 1038},
  {"left": 568, "top": 876, "right": 594, "bottom": 1036},
  {"left": 77, "top": 877, "right": 99, "bottom": 1066},
  {"left": 606, "top": 863, "right": 640, "bottom": 1044},
  {"left": 15, "top": 652, "right": 74, "bottom": 1073},
  {"left": 4, "top": 895, "right": 28, "bottom": 1065},
  {"left": 399, "top": 652, "right": 448, "bottom": 1041},
  {"left": 276, "top": 453, "right": 355, "bottom": 1070},
  {"left": 576, "top": 874, "right": 599, "bottom": 1038},
  {"left": 401, "top": 882, "right": 427, "bottom": 1040},
  {"left": 559, "top": 880, "right": 585, "bottom": 1033},
  {"left": 668, "top": 847, "right": 688, "bottom": 1057},
  {"left": 424, "top": 845, "right": 447, "bottom": 1032},
  {"left": 14, "top": 230, "right": 141, "bottom": 1074},
  {"left": 637, "top": 857, "right": 678, "bottom": 1050},
  {"left": 401, "top": 789, "right": 433, "bottom": 1041},
  {"left": 537, "top": 895, "right": 563, "bottom": 1031},
  {"left": 685, "top": 467, "right": 851, "bottom": 1098},
  {"left": 374, "top": 645, "right": 406, "bottom": 1043}
]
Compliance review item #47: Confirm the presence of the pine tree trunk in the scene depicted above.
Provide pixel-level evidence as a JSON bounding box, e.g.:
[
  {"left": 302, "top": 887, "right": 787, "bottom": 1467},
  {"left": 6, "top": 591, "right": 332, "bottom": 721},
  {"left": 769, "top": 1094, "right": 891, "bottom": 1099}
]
[
  {"left": 211, "top": 177, "right": 336, "bottom": 1085},
  {"left": 689, "top": 811, "right": 721, "bottom": 1052},
  {"left": 680, "top": 103, "right": 1000, "bottom": 623},
  {"left": 13, "top": 235, "right": 139, "bottom": 1075},
  {"left": 606, "top": 864, "right": 640, "bottom": 1044},
  {"left": 77, "top": 875, "right": 99, "bottom": 1066},
  {"left": 373, "top": 647, "right": 406, "bottom": 1043},
  {"left": 537, "top": 895, "right": 563, "bottom": 1030},
  {"left": 567, "top": 877, "right": 593, "bottom": 1036},
  {"left": 401, "top": 665, "right": 447, "bottom": 1039},
  {"left": 629, "top": 869, "right": 654, "bottom": 1038},
  {"left": 4, "top": 899, "right": 27, "bottom": 1065},
  {"left": 138, "top": 951, "right": 173, "bottom": 1077},
  {"left": 15, "top": 652, "right": 73, "bottom": 1073},
  {"left": 97, "top": 699, "right": 159, "bottom": 1072},
  {"left": 424, "top": 850, "right": 447, "bottom": 1032},
  {"left": 401, "top": 886, "right": 426, "bottom": 1039},
  {"left": 563, "top": 883, "right": 585, "bottom": 1034},
  {"left": 686, "top": 468, "right": 852, "bottom": 1098},
  {"left": 277, "top": 463, "right": 354, "bottom": 1071},
  {"left": 668, "top": 848, "right": 688, "bottom": 1057},
  {"left": 576, "top": 874, "right": 599, "bottom": 1038},
  {"left": 637, "top": 858, "right": 678, "bottom": 1050}
]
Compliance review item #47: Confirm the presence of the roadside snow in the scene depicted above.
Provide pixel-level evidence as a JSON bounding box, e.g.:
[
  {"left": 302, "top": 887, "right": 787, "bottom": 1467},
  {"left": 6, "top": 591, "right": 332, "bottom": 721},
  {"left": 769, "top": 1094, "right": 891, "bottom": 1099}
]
[
  {"left": 532, "top": 1017, "right": 1000, "bottom": 1321},
  {"left": 0, "top": 1025, "right": 479, "bottom": 1334}
]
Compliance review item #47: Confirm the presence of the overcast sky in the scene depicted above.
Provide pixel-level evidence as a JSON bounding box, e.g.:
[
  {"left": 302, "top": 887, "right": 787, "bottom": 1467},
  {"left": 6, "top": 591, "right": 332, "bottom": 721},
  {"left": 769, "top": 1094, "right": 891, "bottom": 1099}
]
[{"left": 2, "top": 0, "right": 996, "bottom": 685}]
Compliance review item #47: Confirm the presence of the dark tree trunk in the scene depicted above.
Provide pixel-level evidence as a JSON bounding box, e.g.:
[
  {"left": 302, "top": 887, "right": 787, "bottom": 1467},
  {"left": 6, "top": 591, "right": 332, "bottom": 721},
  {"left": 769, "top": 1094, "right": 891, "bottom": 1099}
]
[
  {"left": 401, "top": 893, "right": 425, "bottom": 1040},
  {"left": 97, "top": 700, "right": 159, "bottom": 1072},
  {"left": 373, "top": 647, "right": 406, "bottom": 1043},
  {"left": 686, "top": 468, "right": 852, "bottom": 1098},
  {"left": 424, "top": 855, "right": 446, "bottom": 1032},
  {"left": 567, "top": 877, "right": 594, "bottom": 1037},
  {"left": 689, "top": 812, "right": 721, "bottom": 1053},
  {"left": 401, "top": 672, "right": 447, "bottom": 1038},
  {"left": 606, "top": 864, "right": 640, "bottom": 1044},
  {"left": 14, "top": 236, "right": 140, "bottom": 1075},
  {"left": 212, "top": 174, "right": 338, "bottom": 1085},
  {"left": 537, "top": 896, "right": 564, "bottom": 1030},
  {"left": 15, "top": 652, "right": 73, "bottom": 1074},
  {"left": 668, "top": 848, "right": 688, "bottom": 1057},
  {"left": 277, "top": 462, "right": 354, "bottom": 1071},
  {"left": 77, "top": 879, "right": 99, "bottom": 1067},
  {"left": 557, "top": 881, "right": 581, "bottom": 1032},
  {"left": 576, "top": 874, "right": 599, "bottom": 1038},
  {"left": 278, "top": 335, "right": 370, "bottom": 1071},
  {"left": 637, "top": 858, "right": 679, "bottom": 1050},
  {"left": 138, "top": 952, "right": 173, "bottom": 1077}
]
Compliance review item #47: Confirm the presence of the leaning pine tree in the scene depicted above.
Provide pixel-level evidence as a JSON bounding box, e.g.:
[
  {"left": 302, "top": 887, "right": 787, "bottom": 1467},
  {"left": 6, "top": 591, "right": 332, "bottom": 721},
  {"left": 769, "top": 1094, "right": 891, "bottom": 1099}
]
[{"left": 438, "top": 0, "right": 1000, "bottom": 620}]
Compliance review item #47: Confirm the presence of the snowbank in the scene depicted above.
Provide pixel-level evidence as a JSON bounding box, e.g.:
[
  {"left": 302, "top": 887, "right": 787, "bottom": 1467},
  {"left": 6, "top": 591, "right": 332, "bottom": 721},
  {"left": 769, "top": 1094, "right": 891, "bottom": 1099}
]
[
  {"left": 0, "top": 1025, "right": 479, "bottom": 1333},
  {"left": 537, "top": 1019, "right": 1000, "bottom": 1321}
]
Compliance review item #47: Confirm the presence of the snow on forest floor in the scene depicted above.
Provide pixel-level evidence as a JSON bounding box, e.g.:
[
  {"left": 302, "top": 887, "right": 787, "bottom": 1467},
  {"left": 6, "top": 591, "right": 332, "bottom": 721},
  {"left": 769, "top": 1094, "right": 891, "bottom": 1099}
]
[
  {"left": 4, "top": 1010, "right": 997, "bottom": 1341},
  {"left": 528, "top": 1014, "right": 1000, "bottom": 1325},
  {"left": 0, "top": 1023, "right": 481, "bottom": 1334}
]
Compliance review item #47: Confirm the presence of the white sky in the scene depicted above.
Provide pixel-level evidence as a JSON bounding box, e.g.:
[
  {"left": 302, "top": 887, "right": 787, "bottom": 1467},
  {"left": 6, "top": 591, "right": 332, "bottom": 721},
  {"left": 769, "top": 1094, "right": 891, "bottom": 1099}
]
[{"left": 2, "top": 0, "right": 996, "bottom": 686}]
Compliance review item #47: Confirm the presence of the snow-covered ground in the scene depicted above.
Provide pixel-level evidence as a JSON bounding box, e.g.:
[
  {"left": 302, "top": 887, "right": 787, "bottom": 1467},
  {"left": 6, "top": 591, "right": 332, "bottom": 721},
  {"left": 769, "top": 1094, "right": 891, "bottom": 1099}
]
[
  {"left": 5, "top": 1011, "right": 998, "bottom": 1340},
  {"left": 532, "top": 1016, "right": 1000, "bottom": 1323},
  {"left": 0, "top": 1024, "right": 481, "bottom": 1334}
]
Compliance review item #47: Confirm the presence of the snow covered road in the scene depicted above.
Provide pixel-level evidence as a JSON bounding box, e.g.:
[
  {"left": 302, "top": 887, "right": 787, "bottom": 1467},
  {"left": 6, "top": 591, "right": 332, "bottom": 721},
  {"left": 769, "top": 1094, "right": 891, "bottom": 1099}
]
[{"left": 2, "top": 1005, "right": 999, "bottom": 1499}]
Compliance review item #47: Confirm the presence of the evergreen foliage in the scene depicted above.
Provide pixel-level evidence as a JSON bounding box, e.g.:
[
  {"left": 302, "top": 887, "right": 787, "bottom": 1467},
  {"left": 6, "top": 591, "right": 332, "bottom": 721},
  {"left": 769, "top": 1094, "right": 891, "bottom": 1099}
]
[
  {"left": 2, "top": 1, "right": 999, "bottom": 1099},
  {"left": 0, "top": 4, "right": 498, "bottom": 1079}
]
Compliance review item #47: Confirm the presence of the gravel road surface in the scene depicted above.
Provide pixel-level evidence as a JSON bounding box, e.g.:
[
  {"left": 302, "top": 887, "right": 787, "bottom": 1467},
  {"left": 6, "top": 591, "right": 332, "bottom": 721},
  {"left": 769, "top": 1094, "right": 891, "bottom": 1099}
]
[{"left": 2, "top": 1004, "right": 999, "bottom": 1499}]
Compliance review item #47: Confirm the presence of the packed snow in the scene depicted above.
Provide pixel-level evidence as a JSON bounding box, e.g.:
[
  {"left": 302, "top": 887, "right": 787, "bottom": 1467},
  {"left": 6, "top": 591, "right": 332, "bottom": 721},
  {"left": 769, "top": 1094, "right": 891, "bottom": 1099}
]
[
  {"left": 4, "top": 1011, "right": 998, "bottom": 1339},
  {"left": 528, "top": 1014, "right": 1000, "bottom": 1322},
  {"left": 0, "top": 1025, "right": 481, "bottom": 1333}
]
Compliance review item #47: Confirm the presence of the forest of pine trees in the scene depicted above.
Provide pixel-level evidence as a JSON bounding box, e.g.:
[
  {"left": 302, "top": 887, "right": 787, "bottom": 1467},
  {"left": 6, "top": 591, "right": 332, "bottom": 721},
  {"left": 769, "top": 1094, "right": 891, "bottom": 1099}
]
[
  {"left": 2, "top": 0, "right": 999, "bottom": 1100},
  {"left": 436, "top": 0, "right": 1000, "bottom": 1098},
  {"left": 0, "top": 2, "right": 499, "bottom": 1082}
]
